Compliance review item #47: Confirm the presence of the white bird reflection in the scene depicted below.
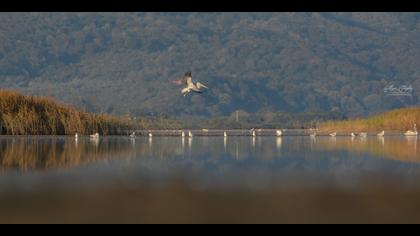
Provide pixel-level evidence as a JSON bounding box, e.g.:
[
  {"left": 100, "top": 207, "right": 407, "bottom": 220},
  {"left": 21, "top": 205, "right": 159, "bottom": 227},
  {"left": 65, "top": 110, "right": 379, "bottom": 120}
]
[
  {"left": 130, "top": 137, "right": 136, "bottom": 147},
  {"left": 188, "top": 136, "right": 192, "bottom": 149},
  {"left": 276, "top": 137, "right": 282, "bottom": 150},
  {"left": 405, "top": 136, "right": 418, "bottom": 152},
  {"left": 329, "top": 136, "right": 337, "bottom": 144},
  {"left": 148, "top": 136, "right": 153, "bottom": 148},
  {"left": 90, "top": 137, "right": 99, "bottom": 148},
  {"left": 235, "top": 141, "right": 239, "bottom": 160},
  {"left": 251, "top": 137, "right": 256, "bottom": 149},
  {"left": 378, "top": 136, "right": 385, "bottom": 147}
]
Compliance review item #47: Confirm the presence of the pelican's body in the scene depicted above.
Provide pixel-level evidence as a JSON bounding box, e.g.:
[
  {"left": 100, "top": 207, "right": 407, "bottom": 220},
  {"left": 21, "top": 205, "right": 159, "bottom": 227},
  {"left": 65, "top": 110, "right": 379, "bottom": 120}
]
[
  {"left": 181, "top": 131, "right": 185, "bottom": 137},
  {"left": 251, "top": 129, "right": 256, "bottom": 137},
  {"left": 276, "top": 130, "right": 283, "bottom": 137},
  {"left": 188, "top": 131, "right": 193, "bottom": 138},
  {"left": 224, "top": 131, "right": 228, "bottom": 137},
  {"left": 90, "top": 133, "right": 99, "bottom": 139},
  {"left": 359, "top": 132, "right": 368, "bottom": 138},
  {"left": 377, "top": 130, "right": 385, "bottom": 137},
  {"left": 405, "top": 124, "right": 418, "bottom": 136},
  {"left": 351, "top": 132, "right": 357, "bottom": 137},
  {"left": 148, "top": 132, "right": 153, "bottom": 137},
  {"left": 75, "top": 133, "right": 78, "bottom": 140},
  {"left": 310, "top": 132, "right": 317, "bottom": 138},
  {"left": 405, "top": 131, "right": 418, "bottom": 136},
  {"left": 329, "top": 132, "right": 337, "bottom": 137},
  {"left": 130, "top": 132, "right": 136, "bottom": 138},
  {"left": 181, "top": 71, "right": 209, "bottom": 96}
]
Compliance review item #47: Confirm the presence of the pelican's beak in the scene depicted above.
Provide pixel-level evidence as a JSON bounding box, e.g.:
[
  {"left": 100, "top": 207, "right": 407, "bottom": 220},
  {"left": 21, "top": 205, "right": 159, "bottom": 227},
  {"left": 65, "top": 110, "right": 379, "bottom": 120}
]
[{"left": 172, "top": 79, "right": 183, "bottom": 85}]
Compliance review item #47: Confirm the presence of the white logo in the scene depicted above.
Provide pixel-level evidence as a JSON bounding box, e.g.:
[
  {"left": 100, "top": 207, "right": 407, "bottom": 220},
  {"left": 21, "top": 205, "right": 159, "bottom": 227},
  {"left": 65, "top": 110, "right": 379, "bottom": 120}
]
[{"left": 384, "top": 85, "right": 413, "bottom": 97}]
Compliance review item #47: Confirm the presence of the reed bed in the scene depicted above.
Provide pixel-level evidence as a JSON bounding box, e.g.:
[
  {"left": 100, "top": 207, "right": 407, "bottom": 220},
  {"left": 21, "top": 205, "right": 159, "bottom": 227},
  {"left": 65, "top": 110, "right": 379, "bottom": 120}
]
[
  {"left": 319, "top": 107, "right": 420, "bottom": 132},
  {"left": 0, "top": 89, "right": 133, "bottom": 135}
]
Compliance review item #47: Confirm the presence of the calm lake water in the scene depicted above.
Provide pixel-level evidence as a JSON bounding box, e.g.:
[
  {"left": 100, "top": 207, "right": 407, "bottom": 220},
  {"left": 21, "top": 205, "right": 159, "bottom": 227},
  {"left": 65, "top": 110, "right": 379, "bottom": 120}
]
[{"left": 1, "top": 135, "right": 420, "bottom": 223}]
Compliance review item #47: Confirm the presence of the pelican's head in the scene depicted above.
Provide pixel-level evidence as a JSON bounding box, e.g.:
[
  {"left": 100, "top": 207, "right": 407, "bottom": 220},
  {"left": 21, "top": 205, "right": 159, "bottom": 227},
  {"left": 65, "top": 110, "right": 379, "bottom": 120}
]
[{"left": 185, "top": 71, "right": 192, "bottom": 77}]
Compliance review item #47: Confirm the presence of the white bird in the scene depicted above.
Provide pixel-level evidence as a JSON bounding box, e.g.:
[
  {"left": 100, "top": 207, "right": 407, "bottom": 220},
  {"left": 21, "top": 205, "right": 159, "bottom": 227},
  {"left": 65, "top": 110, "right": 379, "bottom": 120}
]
[
  {"left": 75, "top": 133, "right": 78, "bottom": 140},
  {"left": 181, "top": 131, "right": 185, "bottom": 137},
  {"left": 377, "top": 130, "right": 385, "bottom": 137},
  {"left": 130, "top": 132, "right": 136, "bottom": 138},
  {"left": 329, "top": 132, "right": 337, "bottom": 137},
  {"left": 351, "top": 132, "right": 357, "bottom": 137},
  {"left": 188, "top": 131, "right": 193, "bottom": 138},
  {"left": 359, "top": 132, "right": 368, "bottom": 138},
  {"left": 224, "top": 131, "right": 228, "bottom": 137},
  {"left": 181, "top": 71, "right": 209, "bottom": 96},
  {"left": 90, "top": 132, "right": 99, "bottom": 139},
  {"left": 310, "top": 132, "right": 317, "bottom": 138},
  {"left": 148, "top": 132, "right": 153, "bottom": 137},
  {"left": 405, "top": 124, "right": 418, "bottom": 136},
  {"left": 251, "top": 130, "right": 256, "bottom": 137},
  {"left": 276, "top": 130, "right": 283, "bottom": 137}
]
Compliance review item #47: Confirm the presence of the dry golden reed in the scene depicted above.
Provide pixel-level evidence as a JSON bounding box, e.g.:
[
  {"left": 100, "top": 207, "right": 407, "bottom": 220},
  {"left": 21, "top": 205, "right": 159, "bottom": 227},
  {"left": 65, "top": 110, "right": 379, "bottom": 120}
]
[
  {"left": 319, "top": 107, "right": 420, "bottom": 132},
  {"left": 0, "top": 89, "right": 133, "bottom": 135}
]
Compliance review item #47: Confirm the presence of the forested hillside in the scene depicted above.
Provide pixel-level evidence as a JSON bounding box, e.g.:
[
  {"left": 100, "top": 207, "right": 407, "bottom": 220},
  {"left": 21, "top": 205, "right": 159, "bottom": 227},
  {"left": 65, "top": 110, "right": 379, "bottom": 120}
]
[{"left": 0, "top": 13, "right": 419, "bottom": 119}]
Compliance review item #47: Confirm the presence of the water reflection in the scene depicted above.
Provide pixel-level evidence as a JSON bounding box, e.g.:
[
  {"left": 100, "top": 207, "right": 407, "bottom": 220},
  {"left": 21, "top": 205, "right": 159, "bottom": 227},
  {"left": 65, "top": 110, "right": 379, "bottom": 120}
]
[
  {"left": 276, "top": 137, "right": 282, "bottom": 150},
  {"left": 311, "top": 136, "right": 420, "bottom": 163},
  {"left": 0, "top": 137, "right": 134, "bottom": 172},
  {"left": 1, "top": 136, "right": 420, "bottom": 223},
  {"left": 188, "top": 137, "right": 192, "bottom": 149},
  {"left": 1, "top": 136, "right": 419, "bottom": 174}
]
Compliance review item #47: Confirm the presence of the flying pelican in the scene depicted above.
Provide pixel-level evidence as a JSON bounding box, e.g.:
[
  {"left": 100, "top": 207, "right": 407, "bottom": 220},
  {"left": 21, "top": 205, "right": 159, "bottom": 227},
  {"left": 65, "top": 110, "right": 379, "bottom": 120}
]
[
  {"left": 377, "top": 130, "right": 385, "bottom": 137},
  {"left": 181, "top": 71, "right": 209, "bottom": 96},
  {"left": 405, "top": 124, "right": 418, "bottom": 136},
  {"left": 276, "top": 130, "right": 283, "bottom": 137},
  {"left": 329, "top": 132, "right": 337, "bottom": 137}
]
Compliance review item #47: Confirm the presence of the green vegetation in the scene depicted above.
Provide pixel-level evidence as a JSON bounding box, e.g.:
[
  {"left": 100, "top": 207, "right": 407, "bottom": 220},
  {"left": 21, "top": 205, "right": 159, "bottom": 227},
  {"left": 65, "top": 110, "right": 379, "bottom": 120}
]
[
  {"left": 0, "top": 13, "right": 419, "bottom": 119},
  {"left": 0, "top": 89, "right": 181, "bottom": 135},
  {"left": 319, "top": 107, "right": 420, "bottom": 132}
]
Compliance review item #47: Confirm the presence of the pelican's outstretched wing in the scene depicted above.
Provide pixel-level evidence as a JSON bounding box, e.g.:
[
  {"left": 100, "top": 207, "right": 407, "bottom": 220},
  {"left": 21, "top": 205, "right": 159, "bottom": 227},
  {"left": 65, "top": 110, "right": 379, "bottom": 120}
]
[
  {"left": 191, "top": 87, "right": 203, "bottom": 93},
  {"left": 196, "top": 82, "right": 208, "bottom": 89}
]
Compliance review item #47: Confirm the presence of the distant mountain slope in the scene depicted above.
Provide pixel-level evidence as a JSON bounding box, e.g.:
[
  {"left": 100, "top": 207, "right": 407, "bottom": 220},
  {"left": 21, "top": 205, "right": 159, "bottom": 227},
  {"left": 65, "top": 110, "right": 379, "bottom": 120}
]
[{"left": 0, "top": 13, "right": 419, "bottom": 118}]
